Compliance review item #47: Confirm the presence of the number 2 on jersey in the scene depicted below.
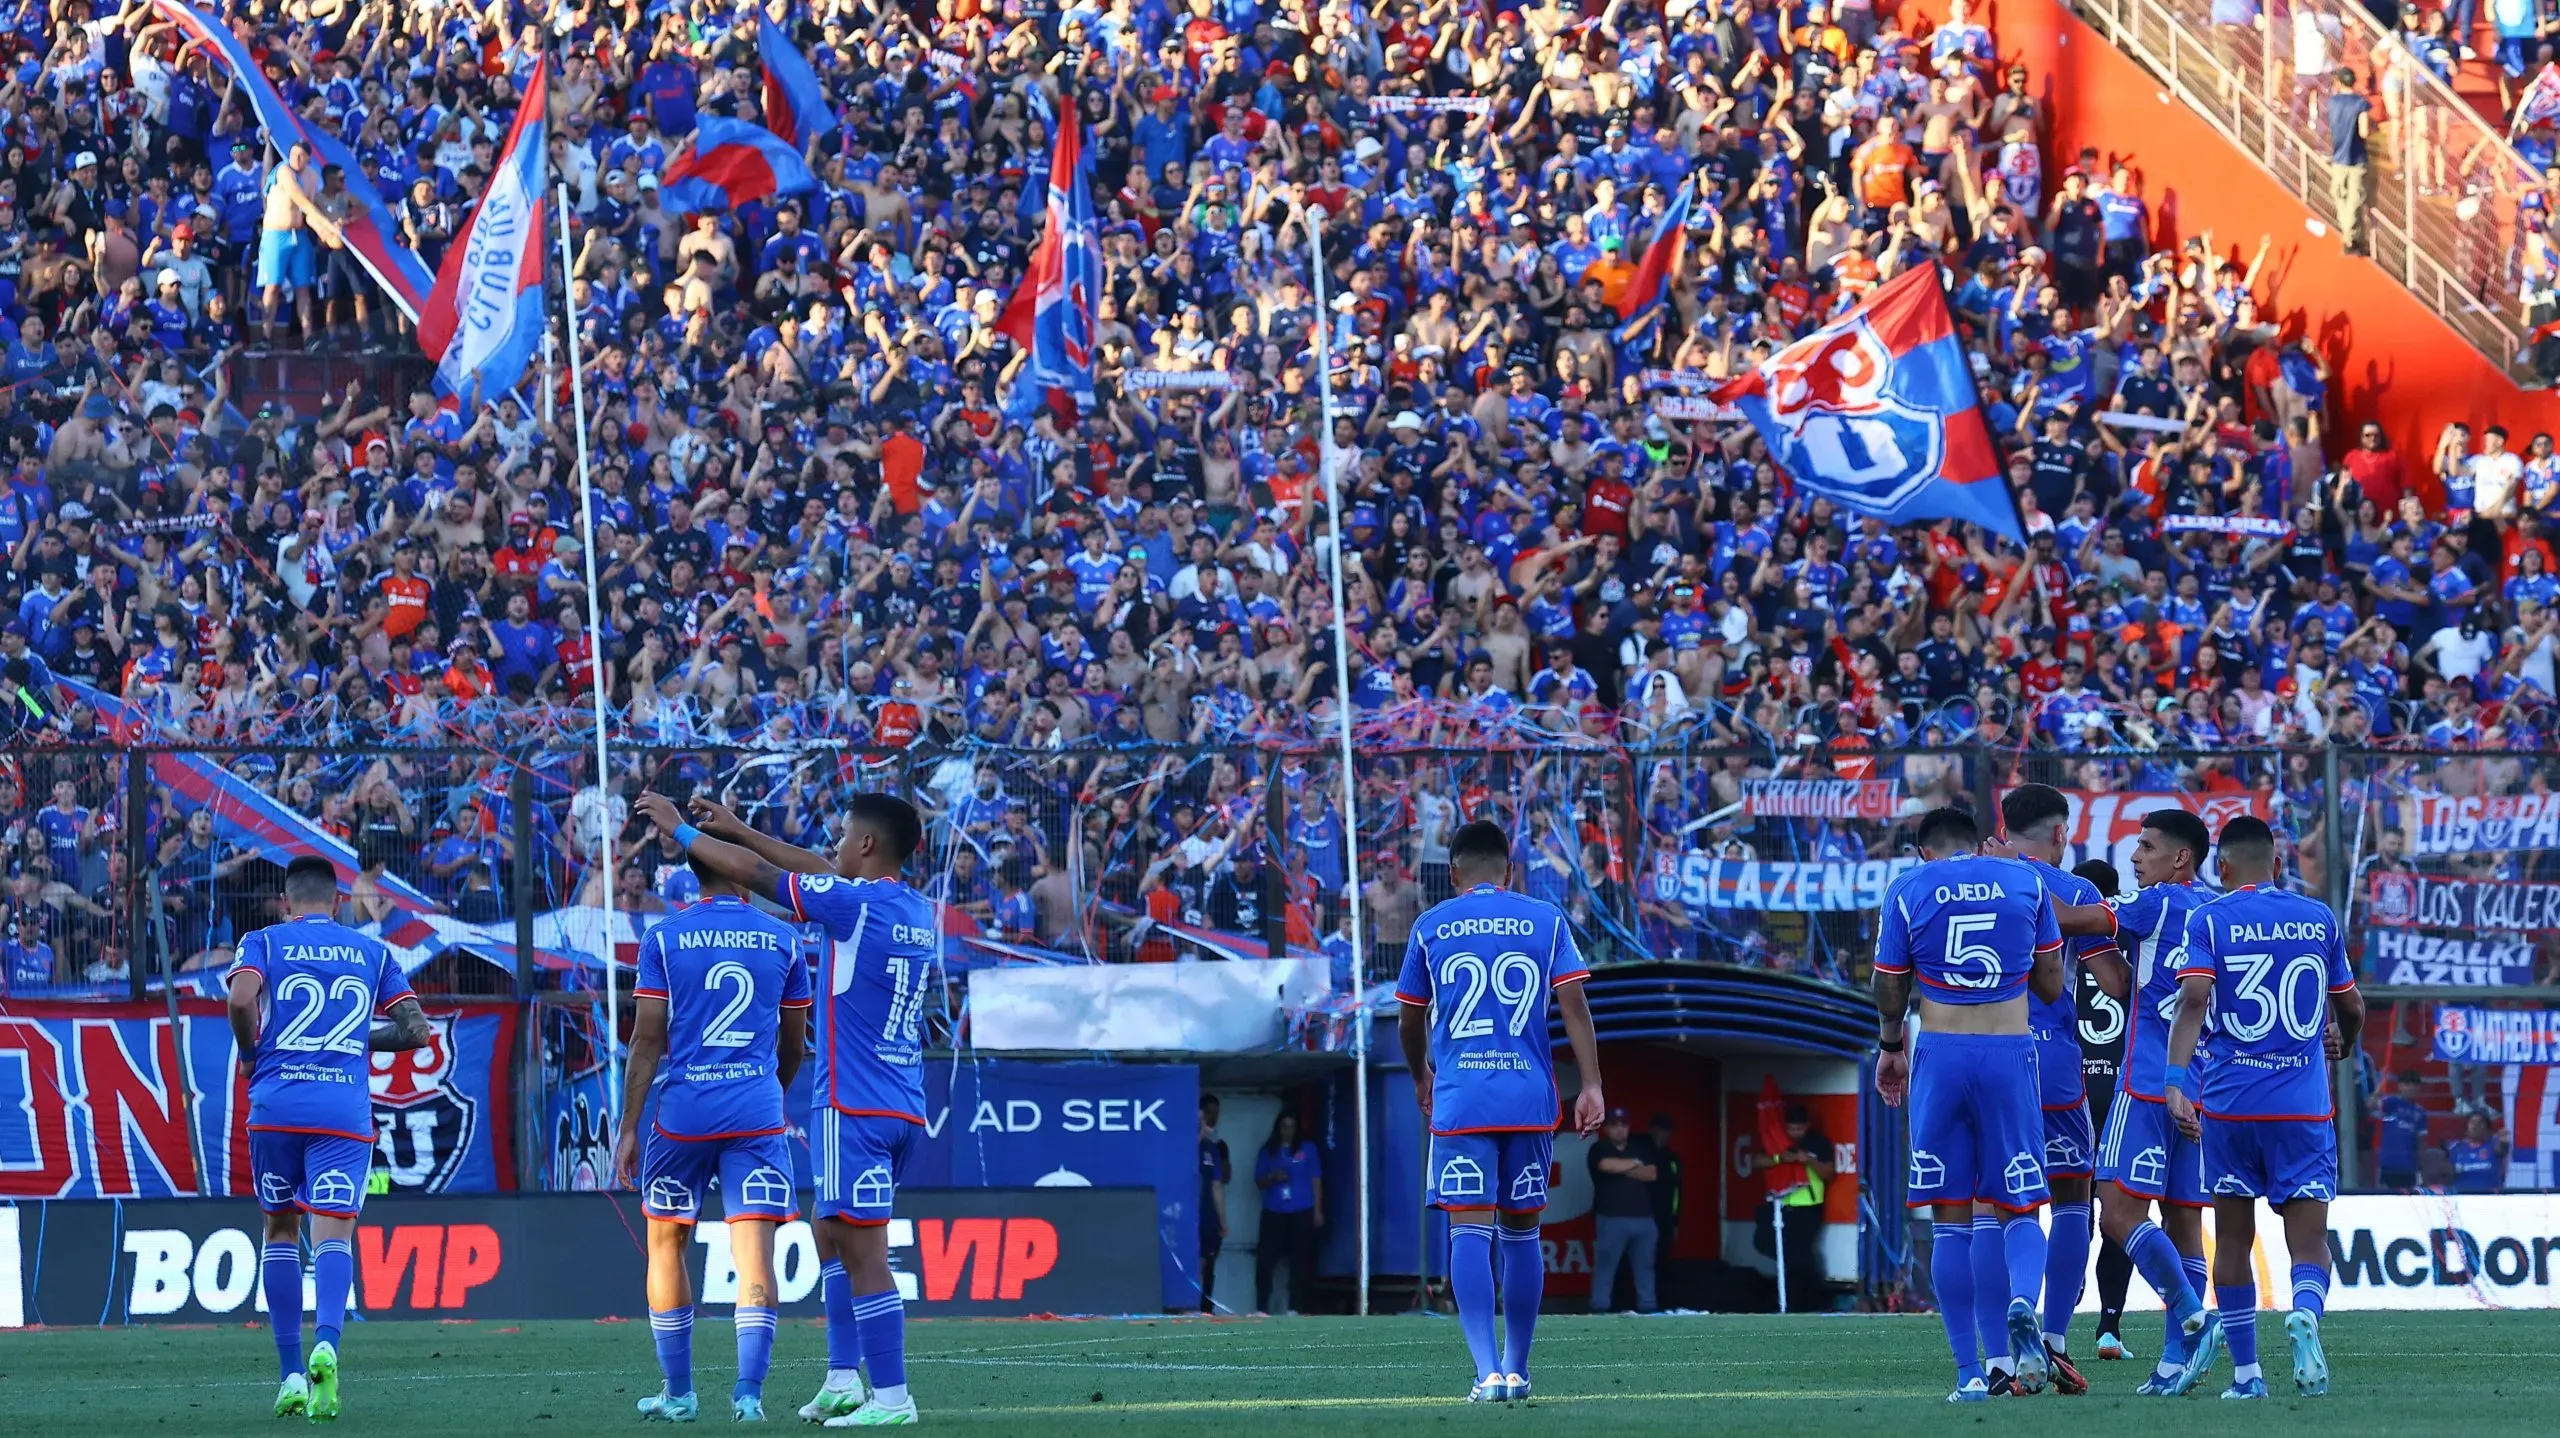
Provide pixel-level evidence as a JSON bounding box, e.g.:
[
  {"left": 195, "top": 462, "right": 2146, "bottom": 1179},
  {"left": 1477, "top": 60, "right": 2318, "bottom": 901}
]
[
  {"left": 702, "top": 961, "right": 756, "bottom": 1048},
  {"left": 272, "top": 973, "right": 372, "bottom": 1056},
  {"left": 1440, "top": 951, "right": 1539, "bottom": 1038}
]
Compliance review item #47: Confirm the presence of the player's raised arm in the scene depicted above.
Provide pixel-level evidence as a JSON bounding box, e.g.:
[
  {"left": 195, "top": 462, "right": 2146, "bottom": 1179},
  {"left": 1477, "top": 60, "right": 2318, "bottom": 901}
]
[
  {"left": 2053, "top": 897, "right": 2115, "bottom": 938},
  {"left": 687, "top": 795, "right": 837, "bottom": 876},
  {"left": 638, "top": 791, "right": 793, "bottom": 905}
]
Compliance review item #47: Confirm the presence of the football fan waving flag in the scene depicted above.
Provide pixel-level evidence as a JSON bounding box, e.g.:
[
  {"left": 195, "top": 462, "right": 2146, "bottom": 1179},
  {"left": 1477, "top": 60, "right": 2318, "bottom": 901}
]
[
  {"left": 1614, "top": 179, "right": 1695, "bottom": 324},
  {"left": 419, "top": 56, "right": 549, "bottom": 408},
  {"left": 659, "top": 117, "right": 819, "bottom": 215},
  {"left": 757, "top": 15, "right": 835, "bottom": 149},
  {"left": 994, "top": 115, "right": 1101, "bottom": 417},
  {"left": 1713, "top": 264, "right": 2027, "bottom": 544}
]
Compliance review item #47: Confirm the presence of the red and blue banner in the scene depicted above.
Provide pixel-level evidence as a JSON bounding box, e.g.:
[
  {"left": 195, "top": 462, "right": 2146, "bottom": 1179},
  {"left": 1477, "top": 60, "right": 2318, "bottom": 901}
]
[
  {"left": 0, "top": 1001, "right": 516, "bottom": 1200},
  {"left": 994, "top": 117, "right": 1101, "bottom": 416},
  {"left": 62, "top": 680, "right": 441, "bottom": 912},
  {"left": 147, "top": 0, "right": 433, "bottom": 321},
  {"left": 1613, "top": 179, "right": 1694, "bottom": 324},
  {"left": 1714, "top": 264, "right": 2025, "bottom": 544},
  {"left": 420, "top": 56, "right": 549, "bottom": 408},
  {"left": 660, "top": 116, "right": 819, "bottom": 216},
  {"left": 757, "top": 17, "right": 834, "bottom": 149}
]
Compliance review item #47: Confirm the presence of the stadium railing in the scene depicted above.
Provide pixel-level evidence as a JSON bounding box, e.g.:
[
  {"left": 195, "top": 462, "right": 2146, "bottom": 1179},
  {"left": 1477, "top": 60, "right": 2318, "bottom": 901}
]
[{"left": 2080, "top": 0, "right": 2538, "bottom": 379}]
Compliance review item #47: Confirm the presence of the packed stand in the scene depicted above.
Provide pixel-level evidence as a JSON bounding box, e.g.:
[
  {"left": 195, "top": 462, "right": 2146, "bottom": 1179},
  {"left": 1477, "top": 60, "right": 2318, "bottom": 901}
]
[{"left": 0, "top": 0, "right": 2553, "bottom": 995}]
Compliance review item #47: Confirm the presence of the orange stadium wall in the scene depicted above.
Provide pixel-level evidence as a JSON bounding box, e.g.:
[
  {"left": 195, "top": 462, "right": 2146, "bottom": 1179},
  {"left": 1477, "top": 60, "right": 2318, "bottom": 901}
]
[{"left": 1899, "top": 0, "right": 2560, "bottom": 451}]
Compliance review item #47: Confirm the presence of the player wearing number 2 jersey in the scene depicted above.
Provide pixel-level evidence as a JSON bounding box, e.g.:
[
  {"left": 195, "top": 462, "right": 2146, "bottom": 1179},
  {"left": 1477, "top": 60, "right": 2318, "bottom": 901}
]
[
  {"left": 641, "top": 788, "right": 933, "bottom": 1429},
  {"left": 1872, "top": 807, "right": 2068, "bottom": 1402},
  {"left": 225, "top": 856, "right": 433, "bottom": 1422},
  {"left": 613, "top": 857, "right": 812, "bottom": 1422},
  {"left": 2162, "top": 816, "right": 2364, "bottom": 1401},
  {"left": 1395, "top": 819, "right": 1605, "bottom": 1405}
]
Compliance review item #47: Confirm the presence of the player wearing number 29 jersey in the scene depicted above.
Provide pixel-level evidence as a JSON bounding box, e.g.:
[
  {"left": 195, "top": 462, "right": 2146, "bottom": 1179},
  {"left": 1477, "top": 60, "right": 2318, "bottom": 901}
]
[
  {"left": 1394, "top": 883, "right": 1588, "bottom": 1210},
  {"left": 785, "top": 869, "right": 939, "bottom": 1225}
]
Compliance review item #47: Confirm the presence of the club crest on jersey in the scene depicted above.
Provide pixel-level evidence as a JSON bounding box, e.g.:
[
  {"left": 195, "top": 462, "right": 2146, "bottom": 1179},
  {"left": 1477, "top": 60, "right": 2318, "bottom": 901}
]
[
  {"left": 1757, "top": 319, "right": 1948, "bottom": 514},
  {"left": 370, "top": 1012, "right": 478, "bottom": 1193}
]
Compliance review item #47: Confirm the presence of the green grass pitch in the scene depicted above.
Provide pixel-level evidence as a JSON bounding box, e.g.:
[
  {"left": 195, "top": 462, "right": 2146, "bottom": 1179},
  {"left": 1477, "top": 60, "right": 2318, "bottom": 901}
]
[{"left": 1, "top": 1310, "right": 2549, "bottom": 1435}]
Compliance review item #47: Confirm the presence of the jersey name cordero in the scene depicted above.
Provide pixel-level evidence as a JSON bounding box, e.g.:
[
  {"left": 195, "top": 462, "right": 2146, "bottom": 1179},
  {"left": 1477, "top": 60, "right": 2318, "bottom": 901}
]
[
  {"left": 1873, "top": 854, "right": 2061, "bottom": 1004},
  {"left": 785, "top": 871, "right": 938, "bottom": 1124},
  {"left": 1394, "top": 885, "right": 1589, "bottom": 1135},
  {"left": 2030, "top": 859, "right": 2115, "bottom": 1106},
  {"left": 634, "top": 895, "right": 814, "bottom": 1139},
  {"left": 2108, "top": 880, "right": 2213, "bottom": 1100},
  {"left": 2175, "top": 886, "right": 2356, "bottom": 1121},
  {"left": 231, "top": 914, "right": 413, "bottom": 1139}
]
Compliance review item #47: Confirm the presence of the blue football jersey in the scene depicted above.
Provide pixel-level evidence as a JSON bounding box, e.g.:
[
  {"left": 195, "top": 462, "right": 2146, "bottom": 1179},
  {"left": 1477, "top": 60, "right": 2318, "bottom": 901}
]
[
  {"left": 1394, "top": 884, "right": 1589, "bottom": 1135},
  {"left": 633, "top": 895, "right": 815, "bottom": 1140},
  {"left": 1873, "top": 855, "right": 2061, "bottom": 1005},
  {"left": 784, "top": 870, "right": 938, "bottom": 1123},
  {"left": 230, "top": 914, "right": 414, "bottom": 1140},
  {"left": 2174, "top": 886, "right": 2356, "bottom": 1121},
  {"left": 2107, "top": 880, "right": 2213, "bottom": 1100},
  {"left": 2028, "top": 859, "right": 2115, "bottom": 1107}
]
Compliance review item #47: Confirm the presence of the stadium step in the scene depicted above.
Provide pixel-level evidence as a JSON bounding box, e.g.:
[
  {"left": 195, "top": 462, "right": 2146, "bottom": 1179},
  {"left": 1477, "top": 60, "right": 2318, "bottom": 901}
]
[{"left": 2068, "top": 0, "right": 2549, "bottom": 387}]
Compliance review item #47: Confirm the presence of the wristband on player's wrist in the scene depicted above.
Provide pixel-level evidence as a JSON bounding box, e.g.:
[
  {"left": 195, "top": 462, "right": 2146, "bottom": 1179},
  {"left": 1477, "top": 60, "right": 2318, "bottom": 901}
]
[
  {"left": 1876, "top": 1035, "right": 1905, "bottom": 1054},
  {"left": 2163, "top": 1063, "right": 2190, "bottom": 1093},
  {"left": 673, "top": 822, "right": 703, "bottom": 850}
]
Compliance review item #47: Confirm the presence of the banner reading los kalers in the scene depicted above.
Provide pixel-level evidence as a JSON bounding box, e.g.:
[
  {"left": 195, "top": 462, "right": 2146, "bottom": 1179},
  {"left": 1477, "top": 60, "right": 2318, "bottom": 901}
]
[
  {"left": 0, "top": 1002, "right": 515, "bottom": 1200},
  {"left": 2369, "top": 872, "right": 2560, "bottom": 933}
]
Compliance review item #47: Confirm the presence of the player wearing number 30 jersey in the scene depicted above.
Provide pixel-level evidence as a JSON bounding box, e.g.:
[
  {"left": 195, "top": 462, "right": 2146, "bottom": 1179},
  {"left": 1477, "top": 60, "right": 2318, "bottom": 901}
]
[{"left": 1395, "top": 819, "right": 1605, "bottom": 1406}]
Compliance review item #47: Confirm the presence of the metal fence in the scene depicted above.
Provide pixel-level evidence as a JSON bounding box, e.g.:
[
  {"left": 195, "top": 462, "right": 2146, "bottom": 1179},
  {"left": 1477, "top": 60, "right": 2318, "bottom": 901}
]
[{"left": 2080, "top": 0, "right": 2539, "bottom": 379}]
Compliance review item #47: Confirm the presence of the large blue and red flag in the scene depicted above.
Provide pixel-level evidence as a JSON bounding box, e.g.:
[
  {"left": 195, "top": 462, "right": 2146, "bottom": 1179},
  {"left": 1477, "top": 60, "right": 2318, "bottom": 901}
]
[
  {"left": 147, "top": 0, "right": 433, "bottom": 321},
  {"left": 419, "top": 57, "right": 549, "bottom": 408},
  {"left": 659, "top": 116, "right": 818, "bottom": 215},
  {"left": 757, "top": 16, "right": 835, "bottom": 149},
  {"left": 993, "top": 116, "right": 1101, "bottom": 416},
  {"left": 1713, "top": 264, "right": 2025, "bottom": 544},
  {"left": 1613, "top": 179, "right": 1695, "bottom": 324},
  {"left": 62, "top": 679, "right": 442, "bottom": 913}
]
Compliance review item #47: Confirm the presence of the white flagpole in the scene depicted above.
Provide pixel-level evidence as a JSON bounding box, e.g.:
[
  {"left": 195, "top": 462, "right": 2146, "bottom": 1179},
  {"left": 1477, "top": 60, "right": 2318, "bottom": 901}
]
[
  {"left": 557, "top": 178, "right": 621, "bottom": 1121},
  {"left": 1305, "top": 204, "right": 1371, "bottom": 1316}
]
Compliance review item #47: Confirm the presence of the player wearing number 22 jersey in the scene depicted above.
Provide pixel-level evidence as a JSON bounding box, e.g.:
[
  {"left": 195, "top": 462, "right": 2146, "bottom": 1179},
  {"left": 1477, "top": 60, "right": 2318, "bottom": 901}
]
[
  {"left": 233, "top": 914, "right": 415, "bottom": 1219},
  {"left": 2173, "top": 886, "right": 2356, "bottom": 1202},
  {"left": 1394, "top": 884, "right": 1589, "bottom": 1212},
  {"left": 784, "top": 871, "right": 940, "bottom": 1226},
  {"left": 632, "top": 895, "right": 814, "bottom": 1224}
]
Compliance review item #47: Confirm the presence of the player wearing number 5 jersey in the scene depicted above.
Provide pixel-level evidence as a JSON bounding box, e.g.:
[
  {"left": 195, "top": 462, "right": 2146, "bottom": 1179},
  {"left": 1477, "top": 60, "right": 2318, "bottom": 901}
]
[
  {"left": 2162, "top": 816, "right": 2364, "bottom": 1401},
  {"left": 1871, "top": 807, "right": 2067, "bottom": 1402},
  {"left": 613, "top": 855, "right": 812, "bottom": 1423},
  {"left": 1394, "top": 819, "right": 1606, "bottom": 1406},
  {"left": 225, "top": 856, "right": 433, "bottom": 1423},
  {"left": 640, "top": 788, "right": 933, "bottom": 1429}
]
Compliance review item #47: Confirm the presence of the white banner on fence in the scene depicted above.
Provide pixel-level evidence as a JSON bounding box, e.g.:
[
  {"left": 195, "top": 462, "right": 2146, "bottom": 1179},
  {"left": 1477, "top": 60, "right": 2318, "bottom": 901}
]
[
  {"left": 1124, "top": 369, "right": 1235, "bottom": 392},
  {"left": 2056, "top": 1193, "right": 2560, "bottom": 1311},
  {"left": 1739, "top": 777, "right": 1905, "bottom": 820},
  {"left": 968, "top": 959, "right": 1331, "bottom": 1051},
  {"left": 1368, "top": 95, "right": 1491, "bottom": 115},
  {"left": 2162, "top": 513, "right": 2292, "bottom": 539},
  {"left": 1652, "top": 854, "right": 1921, "bottom": 912},
  {"left": 1640, "top": 368, "right": 1716, "bottom": 392},
  {"left": 1651, "top": 395, "right": 1742, "bottom": 421}
]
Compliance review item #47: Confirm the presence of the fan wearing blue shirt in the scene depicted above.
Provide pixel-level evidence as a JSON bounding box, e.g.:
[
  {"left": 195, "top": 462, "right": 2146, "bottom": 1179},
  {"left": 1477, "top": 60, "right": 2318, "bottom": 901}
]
[
  {"left": 613, "top": 857, "right": 813, "bottom": 1423},
  {"left": 224, "top": 857, "right": 433, "bottom": 1422},
  {"left": 1394, "top": 819, "right": 1606, "bottom": 1405},
  {"left": 2162, "top": 816, "right": 2363, "bottom": 1401},
  {"left": 1873, "top": 806, "right": 2068, "bottom": 1401},
  {"left": 1251, "top": 1111, "right": 1323, "bottom": 1315}
]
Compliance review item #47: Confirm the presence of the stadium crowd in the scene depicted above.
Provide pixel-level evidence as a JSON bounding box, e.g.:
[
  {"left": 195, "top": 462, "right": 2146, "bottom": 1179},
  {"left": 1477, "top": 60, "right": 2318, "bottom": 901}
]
[{"left": 2, "top": 0, "right": 2560, "bottom": 991}]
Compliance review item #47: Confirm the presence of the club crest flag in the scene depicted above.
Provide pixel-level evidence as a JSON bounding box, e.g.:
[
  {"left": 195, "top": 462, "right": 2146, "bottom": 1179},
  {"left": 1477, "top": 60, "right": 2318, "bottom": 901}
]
[
  {"left": 419, "top": 56, "right": 548, "bottom": 407},
  {"left": 1714, "top": 265, "right": 2024, "bottom": 544},
  {"left": 994, "top": 116, "right": 1100, "bottom": 415}
]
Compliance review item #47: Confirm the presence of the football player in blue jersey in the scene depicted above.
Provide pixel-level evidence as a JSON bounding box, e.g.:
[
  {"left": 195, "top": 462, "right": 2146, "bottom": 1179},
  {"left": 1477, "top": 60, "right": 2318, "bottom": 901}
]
[
  {"left": 1394, "top": 819, "right": 1606, "bottom": 1405},
  {"left": 1979, "top": 784, "right": 2124, "bottom": 1395},
  {"left": 614, "top": 853, "right": 813, "bottom": 1422},
  {"left": 224, "top": 856, "right": 433, "bottom": 1422},
  {"left": 1872, "top": 806, "right": 2067, "bottom": 1402},
  {"left": 2059, "top": 807, "right": 2219, "bottom": 1395},
  {"left": 2162, "top": 816, "right": 2363, "bottom": 1400},
  {"left": 640, "top": 788, "right": 934, "bottom": 1429},
  {"left": 2070, "top": 858, "right": 2141, "bottom": 1362}
]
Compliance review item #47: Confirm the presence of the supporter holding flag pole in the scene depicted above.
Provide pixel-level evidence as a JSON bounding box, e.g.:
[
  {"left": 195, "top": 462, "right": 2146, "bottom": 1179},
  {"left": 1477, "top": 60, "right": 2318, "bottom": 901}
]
[
  {"left": 994, "top": 114, "right": 1101, "bottom": 419},
  {"left": 1713, "top": 264, "right": 2028, "bottom": 544},
  {"left": 419, "top": 55, "right": 550, "bottom": 411},
  {"left": 2518, "top": 63, "right": 2560, "bottom": 132},
  {"left": 659, "top": 116, "right": 819, "bottom": 216},
  {"left": 554, "top": 175, "right": 622, "bottom": 1120},
  {"left": 1614, "top": 178, "right": 1695, "bottom": 324},
  {"left": 757, "top": 12, "right": 835, "bottom": 150}
]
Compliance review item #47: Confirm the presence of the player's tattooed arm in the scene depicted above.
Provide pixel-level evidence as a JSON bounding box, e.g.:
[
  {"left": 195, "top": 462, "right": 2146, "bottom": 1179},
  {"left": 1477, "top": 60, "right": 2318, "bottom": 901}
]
[
  {"left": 637, "top": 791, "right": 798, "bottom": 903},
  {"left": 368, "top": 996, "right": 433, "bottom": 1052},
  {"left": 224, "top": 966, "right": 263, "bottom": 1063},
  {"left": 687, "top": 795, "right": 836, "bottom": 876},
  {"left": 1871, "top": 965, "right": 1913, "bottom": 1107}
]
